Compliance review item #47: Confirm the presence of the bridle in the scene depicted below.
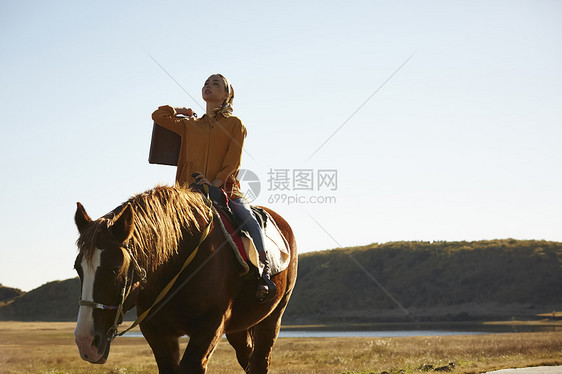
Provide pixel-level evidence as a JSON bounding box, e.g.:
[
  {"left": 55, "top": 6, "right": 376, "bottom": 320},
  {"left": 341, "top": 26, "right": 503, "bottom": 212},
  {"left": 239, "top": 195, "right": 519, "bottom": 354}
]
[
  {"left": 78, "top": 244, "right": 147, "bottom": 342},
  {"left": 78, "top": 185, "right": 214, "bottom": 343}
]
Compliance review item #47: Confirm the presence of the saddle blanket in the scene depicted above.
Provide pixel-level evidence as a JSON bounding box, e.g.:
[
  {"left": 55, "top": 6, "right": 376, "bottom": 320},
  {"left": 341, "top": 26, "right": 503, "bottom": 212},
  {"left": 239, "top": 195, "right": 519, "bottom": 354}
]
[{"left": 213, "top": 207, "right": 290, "bottom": 276}]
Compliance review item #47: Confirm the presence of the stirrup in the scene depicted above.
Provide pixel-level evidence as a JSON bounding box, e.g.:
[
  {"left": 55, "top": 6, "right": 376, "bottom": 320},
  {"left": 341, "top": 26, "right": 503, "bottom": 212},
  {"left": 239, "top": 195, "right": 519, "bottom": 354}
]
[{"left": 256, "top": 277, "right": 277, "bottom": 303}]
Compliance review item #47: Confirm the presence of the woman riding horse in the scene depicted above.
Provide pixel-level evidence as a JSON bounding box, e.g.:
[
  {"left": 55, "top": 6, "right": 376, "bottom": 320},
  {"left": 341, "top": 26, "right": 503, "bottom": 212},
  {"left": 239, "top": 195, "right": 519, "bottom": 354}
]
[
  {"left": 74, "top": 75, "right": 297, "bottom": 373},
  {"left": 152, "top": 74, "right": 273, "bottom": 302}
]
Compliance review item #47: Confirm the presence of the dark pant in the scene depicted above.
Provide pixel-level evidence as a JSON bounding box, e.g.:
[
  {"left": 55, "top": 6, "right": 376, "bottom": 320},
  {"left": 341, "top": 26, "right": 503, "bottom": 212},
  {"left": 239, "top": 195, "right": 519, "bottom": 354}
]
[{"left": 230, "top": 197, "right": 266, "bottom": 253}]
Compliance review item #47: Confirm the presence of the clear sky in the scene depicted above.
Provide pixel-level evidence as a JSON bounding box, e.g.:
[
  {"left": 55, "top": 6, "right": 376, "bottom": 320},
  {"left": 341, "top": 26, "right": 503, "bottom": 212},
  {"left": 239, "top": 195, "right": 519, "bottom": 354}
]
[{"left": 1, "top": 0, "right": 561, "bottom": 291}]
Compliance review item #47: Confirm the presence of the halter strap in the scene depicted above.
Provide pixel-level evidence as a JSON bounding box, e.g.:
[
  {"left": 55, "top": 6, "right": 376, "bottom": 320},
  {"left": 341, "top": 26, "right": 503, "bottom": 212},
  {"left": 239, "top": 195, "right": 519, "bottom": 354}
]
[{"left": 79, "top": 299, "right": 119, "bottom": 310}]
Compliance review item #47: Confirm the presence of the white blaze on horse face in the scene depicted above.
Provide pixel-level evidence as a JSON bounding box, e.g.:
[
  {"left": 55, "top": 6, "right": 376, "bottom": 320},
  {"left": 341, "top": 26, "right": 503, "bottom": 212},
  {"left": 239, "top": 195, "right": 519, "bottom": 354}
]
[{"left": 74, "top": 249, "right": 101, "bottom": 360}]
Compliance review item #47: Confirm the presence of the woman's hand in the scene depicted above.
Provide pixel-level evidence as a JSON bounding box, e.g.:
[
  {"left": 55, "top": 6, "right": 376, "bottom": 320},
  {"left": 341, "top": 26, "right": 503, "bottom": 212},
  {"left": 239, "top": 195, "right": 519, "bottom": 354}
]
[
  {"left": 193, "top": 172, "right": 211, "bottom": 185},
  {"left": 192, "top": 173, "right": 223, "bottom": 188},
  {"left": 175, "top": 107, "right": 195, "bottom": 117},
  {"left": 197, "top": 176, "right": 211, "bottom": 185}
]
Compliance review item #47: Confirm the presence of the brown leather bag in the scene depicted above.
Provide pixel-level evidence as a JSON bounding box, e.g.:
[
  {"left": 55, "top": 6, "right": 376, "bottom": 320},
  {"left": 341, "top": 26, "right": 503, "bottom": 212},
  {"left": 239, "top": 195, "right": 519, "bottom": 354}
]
[{"left": 148, "top": 122, "right": 181, "bottom": 166}]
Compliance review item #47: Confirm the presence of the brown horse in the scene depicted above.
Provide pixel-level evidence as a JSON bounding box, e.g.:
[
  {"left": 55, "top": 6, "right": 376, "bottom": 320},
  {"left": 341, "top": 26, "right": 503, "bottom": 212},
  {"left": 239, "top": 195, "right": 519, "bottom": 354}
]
[{"left": 73, "top": 185, "right": 298, "bottom": 374}]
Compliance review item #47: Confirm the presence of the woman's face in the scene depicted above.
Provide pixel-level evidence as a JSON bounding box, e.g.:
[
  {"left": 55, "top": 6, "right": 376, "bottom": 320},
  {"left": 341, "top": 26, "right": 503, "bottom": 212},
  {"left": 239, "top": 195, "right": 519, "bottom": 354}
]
[{"left": 202, "top": 75, "right": 228, "bottom": 103}]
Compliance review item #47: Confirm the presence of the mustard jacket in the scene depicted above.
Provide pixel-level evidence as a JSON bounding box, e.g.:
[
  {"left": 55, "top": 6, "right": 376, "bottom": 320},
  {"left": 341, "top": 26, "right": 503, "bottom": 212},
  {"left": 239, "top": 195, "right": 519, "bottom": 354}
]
[{"left": 152, "top": 105, "right": 247, "bottom": 199}]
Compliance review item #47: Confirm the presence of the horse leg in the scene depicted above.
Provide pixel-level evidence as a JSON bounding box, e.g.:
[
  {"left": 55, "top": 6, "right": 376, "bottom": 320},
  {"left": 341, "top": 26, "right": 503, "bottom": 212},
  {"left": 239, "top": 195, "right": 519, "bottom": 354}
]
[
  {"left": 226, "top": 329, "right": 254, "bottom": 373},
  {"left": 248, "top": 295, "right": 291, "bottom": 374},
  {"left": 141, "top": 328, "right": 181, "bottom": 374},
  {"left": 179, "top": 316, "right": 226, "bottom": 374}
]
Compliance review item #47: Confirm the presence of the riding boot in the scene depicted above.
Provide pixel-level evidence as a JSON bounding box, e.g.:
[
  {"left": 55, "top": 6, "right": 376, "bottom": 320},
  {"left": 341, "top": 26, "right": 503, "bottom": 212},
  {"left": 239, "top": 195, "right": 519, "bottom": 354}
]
[{"left": 256, "top": 250, "right": 277, "bottom": 303}]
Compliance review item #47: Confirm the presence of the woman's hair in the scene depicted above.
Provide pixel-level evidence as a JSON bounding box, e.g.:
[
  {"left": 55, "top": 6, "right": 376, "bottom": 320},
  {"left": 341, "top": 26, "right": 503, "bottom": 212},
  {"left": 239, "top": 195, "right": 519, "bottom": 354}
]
[{"left": 215, "top": 74, "right": 234, "bottom": 116}]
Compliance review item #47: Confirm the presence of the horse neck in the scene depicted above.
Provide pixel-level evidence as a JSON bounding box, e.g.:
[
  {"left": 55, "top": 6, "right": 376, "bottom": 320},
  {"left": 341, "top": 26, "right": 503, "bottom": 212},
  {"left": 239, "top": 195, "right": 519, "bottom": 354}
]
[{"left": 127, "top": 202, "right": 210, "bottom": 278}]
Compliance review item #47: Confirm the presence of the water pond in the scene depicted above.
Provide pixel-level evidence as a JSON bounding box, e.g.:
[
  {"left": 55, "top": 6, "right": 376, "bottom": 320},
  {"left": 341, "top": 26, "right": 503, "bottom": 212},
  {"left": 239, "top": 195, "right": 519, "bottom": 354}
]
[{"left": 124, "top": 323, "right": 559, "bottom": 338}]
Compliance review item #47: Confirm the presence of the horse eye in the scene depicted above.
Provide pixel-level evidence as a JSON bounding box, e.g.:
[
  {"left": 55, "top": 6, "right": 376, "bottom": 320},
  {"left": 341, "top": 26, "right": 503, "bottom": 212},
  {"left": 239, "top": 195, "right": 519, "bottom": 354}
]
[{"left": 104, "top": 267, "right": 121, "bottom": 275}]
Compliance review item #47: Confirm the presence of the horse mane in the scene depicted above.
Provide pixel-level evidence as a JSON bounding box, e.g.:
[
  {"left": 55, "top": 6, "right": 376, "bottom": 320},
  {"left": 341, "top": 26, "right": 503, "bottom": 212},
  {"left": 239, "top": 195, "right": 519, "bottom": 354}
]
[{"left": 77, "top": 185, "right": 211, "bottom": 273}]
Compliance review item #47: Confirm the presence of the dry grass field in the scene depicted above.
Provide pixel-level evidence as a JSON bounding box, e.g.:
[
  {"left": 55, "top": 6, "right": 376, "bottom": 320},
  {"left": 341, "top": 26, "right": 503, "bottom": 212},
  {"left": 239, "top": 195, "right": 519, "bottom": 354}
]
[{"left": 0, "top": 322, "right": 560, "bottom": 374}]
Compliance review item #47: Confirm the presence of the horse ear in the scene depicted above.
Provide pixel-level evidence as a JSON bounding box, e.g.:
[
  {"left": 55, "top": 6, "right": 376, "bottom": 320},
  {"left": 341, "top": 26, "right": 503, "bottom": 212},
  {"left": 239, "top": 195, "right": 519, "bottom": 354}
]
[
  {"left": 75, "top": 202, "right": 92, "bottom": 234},
  {"left": 109, "top": 203, "right": 134, "bottom": 243}
]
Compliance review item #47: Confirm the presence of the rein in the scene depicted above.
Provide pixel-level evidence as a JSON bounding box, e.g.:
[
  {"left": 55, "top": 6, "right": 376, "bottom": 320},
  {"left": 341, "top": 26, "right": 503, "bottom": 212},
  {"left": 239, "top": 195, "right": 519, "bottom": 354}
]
[{"left": 79, "top": 185, "right": 214, "bottom": 342}]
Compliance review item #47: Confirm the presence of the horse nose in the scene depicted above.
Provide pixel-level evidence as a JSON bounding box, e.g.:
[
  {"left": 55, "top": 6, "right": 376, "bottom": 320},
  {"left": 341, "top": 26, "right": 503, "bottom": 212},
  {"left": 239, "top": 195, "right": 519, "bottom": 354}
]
[
  {"left": 75, "top": 333, "right": 95, "bottom": 359},
  {"left": 75, "top": 331, "right": 92, "bottom": 347}
]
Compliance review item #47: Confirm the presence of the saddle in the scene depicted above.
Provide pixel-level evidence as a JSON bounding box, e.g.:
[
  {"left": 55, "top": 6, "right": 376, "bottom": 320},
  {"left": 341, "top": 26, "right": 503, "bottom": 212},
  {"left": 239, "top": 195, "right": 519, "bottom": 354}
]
[
  {"left": 190, "top": 182, "right": 290, "bottom": 277},
  {"left": 189, "top": 181, "right": 265, "bottom": 231}
]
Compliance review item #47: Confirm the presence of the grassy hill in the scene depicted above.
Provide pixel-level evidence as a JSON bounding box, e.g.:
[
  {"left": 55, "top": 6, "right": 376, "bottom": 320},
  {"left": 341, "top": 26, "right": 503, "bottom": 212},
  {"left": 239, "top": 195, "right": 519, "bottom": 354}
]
[
  {"left": 1, "top": 239, "right": 560, "bottom": 323},
  {"left": 284, "top": 239, "right": 562, "bottom": 323},
  {"left": 0, "top": 284, "right": 25, "bottom": 303},
  {"left": 0, "top": 279, "right": 80, "bottom": 321}
]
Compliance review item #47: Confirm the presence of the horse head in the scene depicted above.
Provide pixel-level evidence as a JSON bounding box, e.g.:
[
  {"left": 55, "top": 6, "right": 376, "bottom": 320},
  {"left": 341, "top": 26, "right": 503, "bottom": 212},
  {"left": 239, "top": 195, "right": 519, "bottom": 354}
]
[{"left": 73, "top": 202, "right": 137, "bottom": 364}]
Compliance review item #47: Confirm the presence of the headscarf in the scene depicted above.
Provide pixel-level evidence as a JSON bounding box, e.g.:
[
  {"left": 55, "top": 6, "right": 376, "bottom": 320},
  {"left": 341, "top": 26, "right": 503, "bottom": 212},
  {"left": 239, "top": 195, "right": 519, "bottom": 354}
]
[{"left": 213, "top": 74, "right": 234, "bottom": 117}]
